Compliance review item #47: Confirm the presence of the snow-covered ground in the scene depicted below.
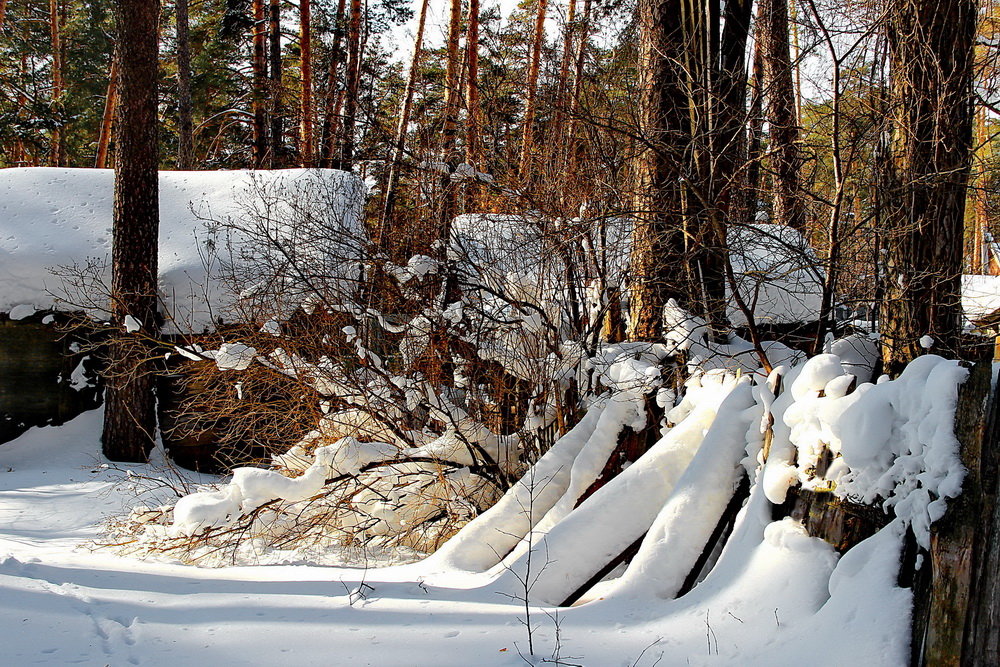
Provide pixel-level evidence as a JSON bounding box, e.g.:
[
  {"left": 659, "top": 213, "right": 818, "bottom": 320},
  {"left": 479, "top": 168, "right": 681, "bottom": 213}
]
[{"left": 0, "top": 399, "right": 916, "bottom": 666}]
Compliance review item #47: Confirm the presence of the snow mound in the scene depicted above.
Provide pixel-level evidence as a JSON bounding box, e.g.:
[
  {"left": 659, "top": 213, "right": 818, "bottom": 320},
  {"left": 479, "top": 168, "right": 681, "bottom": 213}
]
[
  {"left": 0, "top": 167, "right": 365, "bottom": 333},
  {"left": 450, "top": 215, "right": 823, "bottom": 326},
  {"left": 963, "top": 274, "right": 1000, "bottom": 324}
]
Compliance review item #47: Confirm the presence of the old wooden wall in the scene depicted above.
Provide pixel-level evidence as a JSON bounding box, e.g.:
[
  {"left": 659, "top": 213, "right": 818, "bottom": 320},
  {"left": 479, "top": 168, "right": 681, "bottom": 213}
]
[{"left": 0, "top": 314, "right": 102, "bottom": 443}]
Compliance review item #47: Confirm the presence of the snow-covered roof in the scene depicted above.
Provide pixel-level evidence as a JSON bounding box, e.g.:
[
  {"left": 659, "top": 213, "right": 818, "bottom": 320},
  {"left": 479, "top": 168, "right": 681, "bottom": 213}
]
[
  {"left": 962, "top": 274, "right": 1000, "bottom": 323},
  {"left": 450, "top": 215, "right": 823, "bottom": 326},
  {"left": 0, "top": 167, "right": 365, "bottom": 333}
]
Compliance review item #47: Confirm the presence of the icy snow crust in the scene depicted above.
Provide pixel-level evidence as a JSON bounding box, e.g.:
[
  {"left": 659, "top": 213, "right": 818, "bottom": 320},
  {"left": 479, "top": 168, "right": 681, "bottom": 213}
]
[
  {"left": 0, "top": 342, "right": 968, "bottom": 663},
  {"left": 0, "top": 167, "right": 365, "bottom": 333}
]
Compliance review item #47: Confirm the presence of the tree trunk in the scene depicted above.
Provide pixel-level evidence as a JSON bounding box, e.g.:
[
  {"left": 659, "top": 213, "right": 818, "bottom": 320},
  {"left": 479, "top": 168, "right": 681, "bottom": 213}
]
[
  {"left": 299, "top": 0, "right": 313, "bottom": 167},
  {"left": 744, "top": 18, "right": 765, "bottom": 227},
  {"left": 103, "top": 0, "right": 161, "bottom": 462},
  {"left": 438, "top": 0, "right": 463, "bottom": 227},
  {"left": 881, "top": 0, "right": 976, "bottom": 372},
  {"left": 336, "top": 0, "right": 362, "bottom": 171},
  {"left": 464, "top": 0, "right": 483, "bottom": 208},
  {"left": 558, "top": 0, "right": 576, "bottom": 114},
  {"left": 969, "top": 109, "right": 989, "bottom": 274},
  {"left": 629, "top": 0, "right": 690, "bottom": 340},
  {"left": 465, "top": 0, "right": 481, "bottom": 168},
  {"left": 95, "top": 55, "right": 119, "bottom": 169},
  {"left": 565, "top": 0, "right": 592, "bottom": 175},
  {"left": 713, "top": 0, "right": 753, "bottom": 222},
  {"left": 49, "top": 0, "right": 63, "bottom": 167},
  {"left": 518, "top": 0, "right": 548, "bottom": 181},
  {"left": 760, "top": 0, "right": 804, "bottom": 230},
  {"left": 176, "top": 0, "right": 194, "bottom": 169},
  {"left": 697, "top": 0, "right": 753, "bottom": 337},
  {"left": 378, "top": 0, "right": 430, "bottom": 240},
  {"left": 252, "top": 0, "right": 267, "bottom": 167},
  {"left": 268, "top": 0, "right": 283, "bottom": 167},
  {"left": 319, "top": 0, "right": 347, "bottom": 168}
]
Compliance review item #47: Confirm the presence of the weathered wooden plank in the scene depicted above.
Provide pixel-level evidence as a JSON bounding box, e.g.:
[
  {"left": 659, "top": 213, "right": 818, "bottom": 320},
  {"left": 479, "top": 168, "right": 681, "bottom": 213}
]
[
  {"left": 961, "top": 360, "right": 1000, "bottom": 665},
  {"left": 920, "top": 360, "right": 994, "bottom": 666}
]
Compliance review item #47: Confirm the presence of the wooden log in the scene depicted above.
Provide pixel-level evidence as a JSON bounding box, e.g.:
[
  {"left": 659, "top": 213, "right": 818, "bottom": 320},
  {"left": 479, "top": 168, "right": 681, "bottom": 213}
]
[{"left": 778, "top": 487, "right": 891, "bottom": 553}]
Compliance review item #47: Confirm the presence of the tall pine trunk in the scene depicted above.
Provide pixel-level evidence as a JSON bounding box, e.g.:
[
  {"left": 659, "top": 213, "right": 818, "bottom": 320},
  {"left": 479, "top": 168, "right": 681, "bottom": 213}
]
[
  {"left": 466, "top": 0, "right": 481, "bottom": 168},
  {"left": 379, "top": 0, "right": 430, "bottom": 239},
  {"left": 268, "top": 0, "right": 283, "bottom": 167},
  {"left": 464, "top": 0, "right": 482, "bottom": 208},
  {"left": 299, "top": 0, "right": 313, "bottom": 166},
  {"left": 176, "top": 0, "right": 194, "bottom": 169},
  {"left": 881, "top": 0, "right": 976, "bottom": 371},
  {"left": 49, "top": 0, "right": 63, "bottom": 166},
  {"left": 744, "top": 19, "right": 765, "bottom": 227},
  {"left": 336, "top": 0, "right": 362, "bottom": 170},
  {"left": 760, "top": 0, "right": 803, "bottom": 230},
  {"left": 565, "top": 0, "right": 591, "bottom": 175},
  {"left": 630, "top": 0, "right": 689, "bottom": 340},
  {"left": 102, "top": 0, "right": 161, "bottom": 462},
  {"left": 519, "top": 0, "right": 548, "bottom": 180},
  {"left": 698, "top": 0, "right": 753, "bottom": 336},
  {"left": 438, "top": 0, "right": 463, "bottom": 227},
  {"left": 95, "top": 54, "right": 119, "bottom": 169},
  {"left": 252, "top": 0, "right": 267, "bottom": 167},
  {"left": 319, "top": 0, "right": 346, "bottom": 167}
]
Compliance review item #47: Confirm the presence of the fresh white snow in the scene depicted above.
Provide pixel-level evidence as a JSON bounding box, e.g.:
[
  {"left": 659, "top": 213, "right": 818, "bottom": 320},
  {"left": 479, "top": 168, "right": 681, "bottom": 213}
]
[
  {"left": 0, "top": 350, "right": 962, "bottom": 664},
  {"left": 0, "top": 168, "right": 365, "bottom": 333}
]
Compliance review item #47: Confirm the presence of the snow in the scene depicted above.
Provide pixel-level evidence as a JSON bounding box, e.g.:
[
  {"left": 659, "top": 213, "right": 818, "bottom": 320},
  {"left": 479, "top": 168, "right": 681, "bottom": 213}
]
[
  {"left": 451, "top": 215, "right": 824, "bottom": 327},
  {"left": 754, "top": 352, "right": 969, "bottom": 549},
  {"left": 963, "top": 274, "right": 1000, "bottom": 323},
  {"left": 0, "top": 168, "right": 365, "bottom": 333},
  {"left": 168, "top": 435, "right": 407, "bottom": 537},
  {"left": 212, "top": 342, "right": 257, "bottom": 371},
  {"left": 123, "top": 314, "right": 141, "bottom": 333},
  {"left": 0, "top": 401, "right": 919, "bottom": 666},
  {"left": 0, "top": 341, "right": 969, "bottom": 664},
  {"left": 7, "top": 303, "right": 36, "bottom": 320}
]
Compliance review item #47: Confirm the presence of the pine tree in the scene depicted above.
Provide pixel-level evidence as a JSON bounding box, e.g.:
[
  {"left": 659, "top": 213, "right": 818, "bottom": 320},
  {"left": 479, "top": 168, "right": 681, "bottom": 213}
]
[
  {"left": 102, "top": 0, "right": 161, "bottom": 462},
  {"left": 881, "top": 0, "right": 977, "bottom": 371}
]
